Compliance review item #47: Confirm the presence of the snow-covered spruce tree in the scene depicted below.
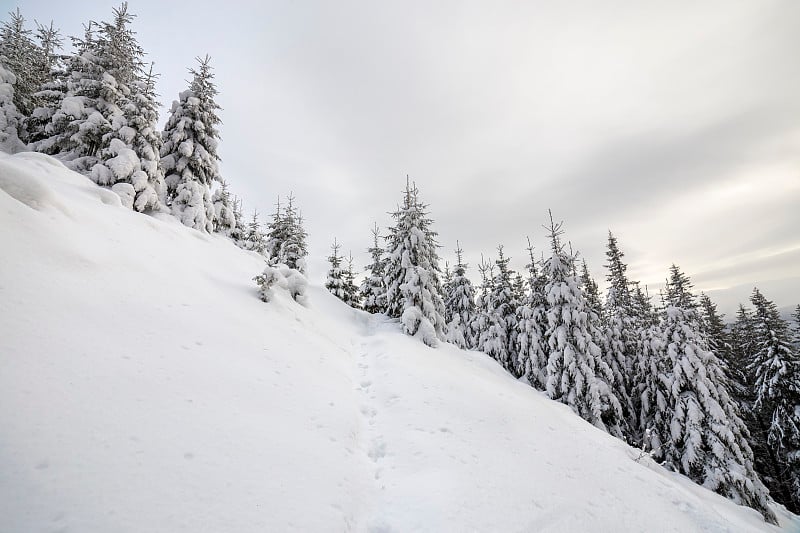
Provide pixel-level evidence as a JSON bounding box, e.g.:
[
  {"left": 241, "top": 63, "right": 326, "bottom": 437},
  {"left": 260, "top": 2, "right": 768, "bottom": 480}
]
[
  {"left": 479, "top": 246, "right": 519, "bottom": 375},
  {"left": 160, "top": 55, "right": 221, "bottom": 231},
  {"left": 212, "top": 179, "right": 236, "bottom": 236},
  {"left": 359, "top": 223, "right": 388, "bottom": 314},
  {"left": 277, "top": 196, "right": 308, "bottom": 272},
  {"left": 325, "top": 239, "right": 346, "bottom": 301},
  {"left": 443, "top": 241, "right": 477, "bottom": 350},
  {"left": 748, "top": 288, "right": 800, "bottom": 514},
  {"left": 471, "top": 256, "right": 494, "bottom": 352},
  {"left": 229, "top": 196, "right": 247, "bottom": 246},
  {"left": 24, "top": 21, "right": 64, "bottom": 145},
  {"left": 442, "top": 261, "right": 453, "bottom": 301},
  {"left": 578, "top": 256, "right": 633, "bottom": 439},
  {"left": 264, "top": 195, "right": 308, "bottom": 272},
  {"left": 0, "top": 9, "right": 40, "bottom": 123},
  {"left": 28, "top": 21, "right": 96, "bottom": 158},
  {"left": 516, "top": 238, "right": 548, "bottom": 388},
  {"left": 92, "top": 56, "right": 166, "bottom": 212},
  {"left": 727, "top": 304, "right": 756, "bottom": 402},
  {"left": 541, "top": 213, "right": 623, "bottom": 436},
  {"left": 699, "top": 293, "right": 731, "bottom": 367},
  {"left": 656, "top": 267, "right": 775, "bottom": 523},
  {"left": 600, "top": 232, "right": 641, "bottom": 442},
  {"left": 791, "top": 304, "right": 800, "bottom": 350},
  {"left": 66, "top": 3, "right": 146, "bottom": 174},
  {"left": 243, "top": 210, "right": 267, "bottom": 255},
  {"left": 579, "top": 260, "right": 603, "bottom": 320},
  {"left": 343, "top": 252, "right": 361, "bottom": 309},
  {"left": 383, "top": 179, "right": 446, "bottom": 347},
  {"left": 0, "top": 63, "right": 23, "bottom": 152}
]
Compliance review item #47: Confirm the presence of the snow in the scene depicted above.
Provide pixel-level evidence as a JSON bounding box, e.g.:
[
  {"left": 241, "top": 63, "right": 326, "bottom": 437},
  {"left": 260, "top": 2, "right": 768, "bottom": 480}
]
[{"left": 0, "top": 151, "right": 798, "bottom": 532}]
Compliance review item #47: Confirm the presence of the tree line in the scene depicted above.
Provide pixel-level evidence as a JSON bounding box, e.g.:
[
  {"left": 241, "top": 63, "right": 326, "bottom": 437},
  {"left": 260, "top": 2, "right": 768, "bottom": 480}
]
[{"left": 326, "top": 179, "right": 800, "bottom": 522}]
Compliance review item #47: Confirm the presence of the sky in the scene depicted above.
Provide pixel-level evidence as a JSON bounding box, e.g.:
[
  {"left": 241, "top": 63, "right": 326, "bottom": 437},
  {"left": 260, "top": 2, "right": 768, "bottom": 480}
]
[{"left": 8, "top": 0, "right": 800, "bottom": 315}]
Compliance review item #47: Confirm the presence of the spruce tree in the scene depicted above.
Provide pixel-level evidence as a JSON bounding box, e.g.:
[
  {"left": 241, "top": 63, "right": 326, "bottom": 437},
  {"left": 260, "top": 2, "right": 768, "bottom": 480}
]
[
  {"left": 728, "top": 304, "right": 756, "bottom": 398},
  {"left": 0, "top": 9, "right": 40, "bottom": 121},
  {"left": 655, "top": 267, "right": 775, "bottom": 523},
  {"left": 160, "top": 55, "right": 221, "bottom": 231},
  {"left": 699, "top": 294, "right": 731, "bottom": 364},
  {"left": 92, "top": 58, "right": 166, "bottom": 212},
  {"left": 25, "top": 21, "right": 64, "bottom": 145},
  {"left": 70, "top": 3, "right": 148, "bottom": 174},
  {"left": 274, "top": 195, "right": 308, "bottom": 272},
  {"left": 243, "top": 210, "right": 266, "bottom": 255},
  {"left": 342, "top": 252, "right": 361, "bottom": 309},
  {"left": 30, "top": 21, "right": 97, "bottom": 158},
  {"left": 471, "top": 256, "right": 494, "bottom": 353},
  {"left": 229, "top": 196, "right": 246, "bottom": 246},
  {"left": 212, "top": 180, "right": 236, "bottom": 236},
  {"left": 0, "top": 63, "right": 23, "bottom": 152},
  {"left": 383, "top": 179, "right": 446, "bottom": 347},
  {"left": 601, "top": 232, "right": 643, "bottom": 443},
  {"left": 791, "top": 305, "right": 800, "bottom": 350},
  {"left": 579, "top": 259, "right": 603, "bottom": 319},
  {"left": 516, "top": 238, "right": 548, "bottom": 388},
  {"left": 443, "top": 241, "right": 477, "bottom": 350},
  {"left": 359, "top": 223, "right": 388, "bottom": 314},
  {"left": 325, "top": 239, "right": 346, "bottom": 301},
  {"left": 748, "top": 288, "right": 800, "bottom": 513},
  {"left": 541, "top": 213, "right": 622, "bottom": 436},
  {"left": 479, "top": 246, "right": 519, "bottom": 374}
]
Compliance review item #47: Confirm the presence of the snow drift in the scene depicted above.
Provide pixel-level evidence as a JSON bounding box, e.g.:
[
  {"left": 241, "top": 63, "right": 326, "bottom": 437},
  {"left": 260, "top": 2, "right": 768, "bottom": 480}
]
[{"left": 0, "top": 151, "right": 797, "bottom": 532}]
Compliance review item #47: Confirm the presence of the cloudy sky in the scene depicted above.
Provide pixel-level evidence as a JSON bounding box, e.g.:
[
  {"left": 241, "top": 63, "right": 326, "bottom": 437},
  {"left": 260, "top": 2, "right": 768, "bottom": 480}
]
[{"left": 12, "top": 0, "right": 800, "bottom": 314}]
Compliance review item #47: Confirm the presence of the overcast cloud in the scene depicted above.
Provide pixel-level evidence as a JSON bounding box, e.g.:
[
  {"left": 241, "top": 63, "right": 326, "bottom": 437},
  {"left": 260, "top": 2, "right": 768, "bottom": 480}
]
[{"left": 10, "top": 0, "right": 800, "bottom": 314}]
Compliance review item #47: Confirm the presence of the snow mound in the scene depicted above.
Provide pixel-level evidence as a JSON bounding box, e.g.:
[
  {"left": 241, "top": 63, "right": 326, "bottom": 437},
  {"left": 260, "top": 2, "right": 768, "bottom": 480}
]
[{"left": 0, "top": 152, "right": 797, "bottom": 532}]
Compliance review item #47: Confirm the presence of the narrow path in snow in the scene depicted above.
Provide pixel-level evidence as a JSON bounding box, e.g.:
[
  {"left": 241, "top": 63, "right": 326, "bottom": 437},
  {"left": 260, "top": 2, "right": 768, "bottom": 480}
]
[{"left": 350, "top": 315, "right": 399, "bottom": 532}]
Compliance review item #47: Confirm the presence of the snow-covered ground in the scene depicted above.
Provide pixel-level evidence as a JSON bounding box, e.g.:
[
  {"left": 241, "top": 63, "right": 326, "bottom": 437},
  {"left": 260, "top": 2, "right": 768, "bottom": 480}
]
[{"left": 1, "top": 151, "right": 797, "bottom": 532}]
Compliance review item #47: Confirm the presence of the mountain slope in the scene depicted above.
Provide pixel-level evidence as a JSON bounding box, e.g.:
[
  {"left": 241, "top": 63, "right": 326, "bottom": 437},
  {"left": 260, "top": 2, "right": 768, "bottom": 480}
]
[{"left": 0, "top": 152, "right": 796, "bottom": 532}]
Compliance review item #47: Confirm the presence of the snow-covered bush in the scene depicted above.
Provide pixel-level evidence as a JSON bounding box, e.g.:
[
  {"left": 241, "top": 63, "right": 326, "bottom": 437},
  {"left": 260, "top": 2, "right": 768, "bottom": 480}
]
[{"left": 254, "top": 263, "right": 308, "bottom": 305}]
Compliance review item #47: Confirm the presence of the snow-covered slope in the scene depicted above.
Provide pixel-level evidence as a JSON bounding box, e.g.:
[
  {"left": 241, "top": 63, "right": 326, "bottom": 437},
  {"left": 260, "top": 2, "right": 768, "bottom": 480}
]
[{"left": 0, "top": 152, "right": 797, "bottom": 532}]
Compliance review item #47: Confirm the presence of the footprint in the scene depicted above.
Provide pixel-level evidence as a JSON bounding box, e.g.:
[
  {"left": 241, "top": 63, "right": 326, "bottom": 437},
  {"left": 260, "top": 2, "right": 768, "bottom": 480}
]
[{"left": 368, "top": 440, "right": 387, "bottom": 461}]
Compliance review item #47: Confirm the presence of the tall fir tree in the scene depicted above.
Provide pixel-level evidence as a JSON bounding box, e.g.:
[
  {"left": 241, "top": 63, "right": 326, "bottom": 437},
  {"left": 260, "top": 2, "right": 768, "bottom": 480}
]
[
  {"left": 25, "top": 20, "right": 65, "bottom": 145},
  {"left": 0, "top": 9, "right": 40, "bottom": 124},
  {"left": 601, "top": 232, "right": 642, "bottom": 443},
  {"left": 471, "top": 256, "right": 494, "bottom": 353},
  {"left": 748, "top": 288, "right": 800, "bottom": 513},
  {"left": 275, "top": 196, "right": 308, "bottom": 272},
  {"left": 383, "top": 179, "right": 446, "bottom": 347},
  {"left": 516, "top": 238, "right": 548, "bottom": 388},
  {"left": 92, "top": 57, "right": 166, "bottom": 212},
  {"left": 443, "top": 241, "right": 477, "bottom": 350},
  {"left": 791, "top": 305, "right": 800, "bottom": 350},
  {"left": 160, "top": 55, "right": 221, "bottom": 231},
  {"left": 68, "top": 3, "right": 148, "bottom": 174},
  {"left": 654, "top": 267, "right": 774, "bottom": 523},
  {"left": 541, "top": 213, "right": 623, "bottom": 436},
  {"left": 29, "top": 21, "right": 97, "bottom": 157},
  {"left": 0, "top": 63, "right": 23, "bottom": 152},
  {"left": 359, "top": 223, "right": 388, "bottom": 314},
  {"left": 479, "top": 246, "right": 519, "bottom": 375},
  {"left": 212, "top": 179, "right": 236, "bottom": 236},
  {"left": 698, "top": 293, "right": 731, "bottom": 365},
  {"left": 342, "top": 252, "right": 361, "bottom": 309},
  {"left": 325, "top": 239, "right": 347, "bottom": 301},
  {"left": 242, "top": 210, "right": 266, "bottom": 255}
]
